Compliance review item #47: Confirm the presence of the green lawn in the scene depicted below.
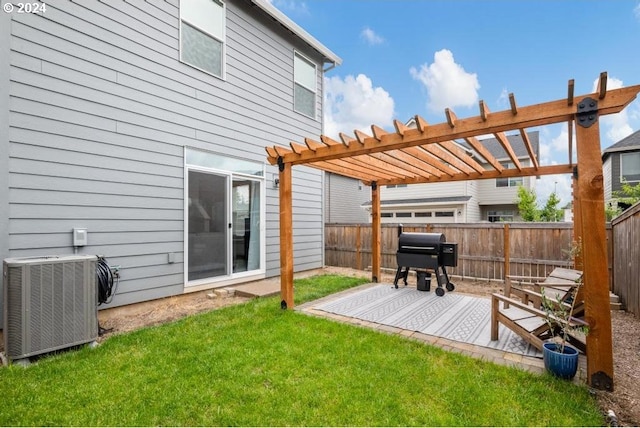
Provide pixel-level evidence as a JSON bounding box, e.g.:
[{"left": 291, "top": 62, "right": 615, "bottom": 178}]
[{"left": 0, "top": 274, "right": 603, "bottom": 426}]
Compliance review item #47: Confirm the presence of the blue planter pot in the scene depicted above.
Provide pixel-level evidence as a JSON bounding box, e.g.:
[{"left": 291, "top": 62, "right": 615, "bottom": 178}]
[{"left": 543, "top": 342, "right": 579, "bottom": 379}]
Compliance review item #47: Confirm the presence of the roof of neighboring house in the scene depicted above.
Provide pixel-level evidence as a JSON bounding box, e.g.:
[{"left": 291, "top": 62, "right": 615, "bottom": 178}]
[
  {"left": 362, "top": 196, "right": 472, "bottom": 207},
  {"left": 602, "top": 130, "right": 640, "bottom": 160},
  {"left": 251, "top": 0, "right": 342, "bottom": 66},
  {"left": 459, "top": 131, "right": 540, "bottom": 162}
]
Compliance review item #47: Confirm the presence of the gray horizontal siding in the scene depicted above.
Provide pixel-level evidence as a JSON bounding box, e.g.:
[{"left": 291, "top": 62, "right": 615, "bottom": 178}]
[
  {"left": 1, "top": 10, "right": 10, "bottom": 328},
  {"left": 10, "top": 219, "right": 182, "bottom": 234},
  {"left": 325, "top": 173, "right": 370, "bottom": 223},
  {"left": 265, "top": 165, "right": 323, "bottom": 276},
  {"left": 6, "top": 0, "right": 326, "bottom": 308}
]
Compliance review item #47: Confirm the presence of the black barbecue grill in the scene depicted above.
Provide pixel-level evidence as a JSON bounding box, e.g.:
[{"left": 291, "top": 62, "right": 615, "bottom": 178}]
[{"left": 393, "top": 225, "right": 458, "bottom": 296}]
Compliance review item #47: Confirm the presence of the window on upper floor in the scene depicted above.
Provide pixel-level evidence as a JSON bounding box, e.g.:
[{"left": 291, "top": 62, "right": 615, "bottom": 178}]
[
  {"left": 180, "top": 0, "right": 225, "bottom": 78},
  {"left": 621, "top": 152, "right": 640, "bottom": 183},
  {"left": 496, "top": 162, "right": 524, "bottom": 187},
  {"left": 294, "top": 52, "right": 317, "bottom": 118}
]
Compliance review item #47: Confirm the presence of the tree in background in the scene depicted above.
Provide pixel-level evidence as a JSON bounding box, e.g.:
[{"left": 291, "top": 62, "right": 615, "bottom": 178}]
[
  {"left": 616, "top": 180, "right": 640, "bottom": 207},
  {"left": 540, "top": 191, "right": 564, "bottom": 222},
  {"left": 606, "top": 180, "right": 640, "bottom": 220},
  {"left": 516, "top": 185, "right": 540, "bottom": 221},
  {"left": 515, "top": 186, "right": 564, "bottom": 222}
]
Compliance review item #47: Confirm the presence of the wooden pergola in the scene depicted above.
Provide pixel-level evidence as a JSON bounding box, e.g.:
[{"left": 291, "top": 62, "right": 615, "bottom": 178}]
[{"left": 266, "top": 72, "right": 640, "bottom": 391}]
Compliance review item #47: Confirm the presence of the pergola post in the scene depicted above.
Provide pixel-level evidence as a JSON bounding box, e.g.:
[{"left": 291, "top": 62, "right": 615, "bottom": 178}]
[
  {"left": 574, "top": 99, "right": 614, "bottom": 391},
  {"left": 278, "top": 158, "right": 294, "bottom": 309},
  {"left": 371, "top": 181, "right": 381, "bottom": 282}
]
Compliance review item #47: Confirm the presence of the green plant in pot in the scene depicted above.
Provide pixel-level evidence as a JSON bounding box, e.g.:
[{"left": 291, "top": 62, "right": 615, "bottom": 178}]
[{"left": 540, "top": 274, "right": 589, "bottom": 380}]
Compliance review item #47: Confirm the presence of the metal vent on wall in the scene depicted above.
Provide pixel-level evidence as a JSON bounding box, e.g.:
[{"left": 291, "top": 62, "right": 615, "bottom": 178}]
[{"left": 3, "top": 255, "right": 98, "bottom": 361}]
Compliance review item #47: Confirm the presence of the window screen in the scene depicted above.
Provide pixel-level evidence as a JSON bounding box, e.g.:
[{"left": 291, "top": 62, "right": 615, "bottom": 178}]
[
  {"left": 181, "top": 0, "right": 225, "bottom": 77},
  {"left": 621, "top": 152, "right": 640, "bottom": 182},
  {"left": 294, "top": 52, "right": 316, "bottom": 117}
]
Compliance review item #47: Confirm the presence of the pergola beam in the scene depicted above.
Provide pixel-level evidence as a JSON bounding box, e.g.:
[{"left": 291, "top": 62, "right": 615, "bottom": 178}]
[
  {"left": 420, "top": 144, "right": 474, "bottom": 175},
  {"left": 438, "top": 140, "right": 486, "bottom": 174},
  {"left": 463, "top": 135, "right": 505, "bottom": 172},
  {"left": 410, "top": 116, "right": 486, "bottom": 174},
  {"left": 267, "top": 85, "right": 640, "bottom": 166},
  {"left": 494, "top": 131, "right": 523, "bottom": 170},
  {"left": 381, "top": 164, "right": 574, "bottom": 186},
  {"left": 401, "top": 147, "right": 455, "bottom": 176},
  {"left": 519, "top": 129, "right": 539, "bottom": 169},
  {"left": 365, "top": 152, "right": 436, "bottom": 179}
]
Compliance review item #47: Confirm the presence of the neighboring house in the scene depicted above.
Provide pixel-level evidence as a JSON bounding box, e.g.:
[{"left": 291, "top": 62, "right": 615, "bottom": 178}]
[
  {"left": 324, "top": 172, "right": 371, "bottom": 223},
  {"left": 0, "top": 0, "right": 341, "bottom": 318},
  {"left": 360, "top": 132, "right": 540, "bottom": 223},
  {"left": 602, "top": 130, "right": 640, "bottom": 209}
]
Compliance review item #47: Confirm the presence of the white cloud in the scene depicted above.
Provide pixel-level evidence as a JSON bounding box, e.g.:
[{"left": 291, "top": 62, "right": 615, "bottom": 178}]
[
  {"left": 410, "top": 49, "right": 480, "bottom": 112},
  {"left": 592, "top": 76, "right": 634, "bottom": 146},
  {"left": 323, "top": 74, "right": 395, "bottom": 139},
  {"left": 540, "top": 124, "right": 574, "bottom": 165},
  {"left": 496, "top": 88, "right": 509, "bottom": 109},
  {"left": 634, "top": 3, "right": 640, "bottom": 21},
  {"left": 361, "top": 27, "right": 384, "bottom": 45}
]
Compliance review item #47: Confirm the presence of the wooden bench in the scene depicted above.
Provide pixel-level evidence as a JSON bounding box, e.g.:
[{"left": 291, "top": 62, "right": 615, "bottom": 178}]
[{"left": 491, "top": 267, "right": 585, "bottom": 352}]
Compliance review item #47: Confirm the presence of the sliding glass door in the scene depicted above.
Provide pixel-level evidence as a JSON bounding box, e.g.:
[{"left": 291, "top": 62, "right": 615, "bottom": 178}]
[
  {"left": 185, "top": 148, "right": 264, "bottom": 285},
  {"left": 188, "top": 170, "right": 229, "bottom": 281},
  {"left": 232, "top": 178, "right": 261, "bottom": 273}
]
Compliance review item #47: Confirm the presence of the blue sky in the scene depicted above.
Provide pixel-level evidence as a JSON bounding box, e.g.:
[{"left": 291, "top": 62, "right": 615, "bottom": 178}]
[{"left": 271, "top": 0, "right": 640, "bottom": 207}]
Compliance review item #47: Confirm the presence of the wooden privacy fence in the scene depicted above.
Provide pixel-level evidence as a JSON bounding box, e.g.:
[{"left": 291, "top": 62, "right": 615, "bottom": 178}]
[
  {"left": 611, "top": 202, "right": 640, "bottom": 316},
  {"left": 326, "top": 222, "right": 614, "bottom": 283}
]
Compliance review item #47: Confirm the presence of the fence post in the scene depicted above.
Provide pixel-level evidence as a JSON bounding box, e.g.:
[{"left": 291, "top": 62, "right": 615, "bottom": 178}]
[
  {"left": 371, "top": 182, "right": 381, "bottom": 282},
  {"left": 356, "top": 224, "right": 362, "bottom": 271},
  {"left": 504, "top": 223, "right": 510, "bottom": 281}
]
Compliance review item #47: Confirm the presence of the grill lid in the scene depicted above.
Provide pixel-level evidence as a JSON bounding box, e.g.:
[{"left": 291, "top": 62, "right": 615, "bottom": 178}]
[{"left": 398, "top": 232, "right": 446, "bottom": 254}]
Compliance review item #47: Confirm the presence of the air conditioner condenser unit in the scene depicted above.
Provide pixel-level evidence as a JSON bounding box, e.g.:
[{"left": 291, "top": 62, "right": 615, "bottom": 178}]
[{"left": 3, "top": 255, "right": 98, "bottom": 362}]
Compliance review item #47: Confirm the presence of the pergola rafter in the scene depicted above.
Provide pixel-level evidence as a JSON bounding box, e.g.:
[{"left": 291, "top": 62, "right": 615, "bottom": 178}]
[{"left": 267, "top": 72, "right": 640, "bottom": 392}]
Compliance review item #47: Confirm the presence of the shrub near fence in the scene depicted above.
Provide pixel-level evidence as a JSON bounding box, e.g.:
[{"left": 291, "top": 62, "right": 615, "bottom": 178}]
[{"left": 325, "top": 223, "right": 582, "bottom": 282}]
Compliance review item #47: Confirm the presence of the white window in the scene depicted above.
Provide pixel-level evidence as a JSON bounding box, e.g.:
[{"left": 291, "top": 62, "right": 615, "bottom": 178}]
[
  {"left": 294, "top": 52, "right": 316, "bottom": 118},
  {"left": 181, "top": 0, "right": 225, "bottom": 78},
  {"left": 496, "top": 162, "right": 524, "bottom": 187},
  {"left": 488, "top": 210, "right": 514, "bottom": 222},
  {"left": 621, "top": 152, "right": 640, "bottom": 183}
]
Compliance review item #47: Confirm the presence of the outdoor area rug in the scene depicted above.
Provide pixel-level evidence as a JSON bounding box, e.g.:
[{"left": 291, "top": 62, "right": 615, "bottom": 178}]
[{"left": 314, "top": 284, "right": 542, "bottom": 357}]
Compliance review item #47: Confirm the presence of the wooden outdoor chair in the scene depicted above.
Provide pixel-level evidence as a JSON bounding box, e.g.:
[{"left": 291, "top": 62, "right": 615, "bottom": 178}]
[{"left": 490, "top": 267, "right": 586, "bottom": 352}]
